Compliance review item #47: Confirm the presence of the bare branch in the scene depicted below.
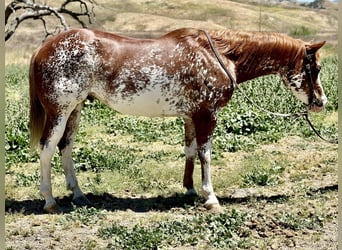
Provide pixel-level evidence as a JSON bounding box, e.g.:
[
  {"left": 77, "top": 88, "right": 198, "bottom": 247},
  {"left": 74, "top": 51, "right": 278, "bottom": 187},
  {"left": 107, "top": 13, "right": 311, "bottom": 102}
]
[
  {"left": 5, "top": 1, "right": 17, "bottom": 25},
  {"left": 59, "top": 0, "right": 96, "bottom": 28},
  {"left": 5, "top": 0, "right": 96, "bottom": 42}
]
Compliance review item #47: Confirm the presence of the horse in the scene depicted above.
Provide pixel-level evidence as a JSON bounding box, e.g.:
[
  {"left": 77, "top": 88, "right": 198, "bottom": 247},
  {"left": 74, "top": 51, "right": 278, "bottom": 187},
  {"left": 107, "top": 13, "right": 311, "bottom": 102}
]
[{"left": 29, "top": 28, "right": 327, "bottom": 213}]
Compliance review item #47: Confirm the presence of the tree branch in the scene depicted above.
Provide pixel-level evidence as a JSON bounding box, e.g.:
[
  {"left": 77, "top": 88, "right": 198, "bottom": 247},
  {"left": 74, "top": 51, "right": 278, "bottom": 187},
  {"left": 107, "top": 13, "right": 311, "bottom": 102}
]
[{"left": 5, "top": 0, "right": 96, "bottom": 42}]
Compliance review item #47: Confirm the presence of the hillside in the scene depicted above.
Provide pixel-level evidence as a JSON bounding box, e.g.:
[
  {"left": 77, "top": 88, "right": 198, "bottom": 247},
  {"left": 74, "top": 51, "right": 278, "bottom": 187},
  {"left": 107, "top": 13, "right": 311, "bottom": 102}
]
[{"left": 5, "top": 0, "right": 338, "bottom": 64}]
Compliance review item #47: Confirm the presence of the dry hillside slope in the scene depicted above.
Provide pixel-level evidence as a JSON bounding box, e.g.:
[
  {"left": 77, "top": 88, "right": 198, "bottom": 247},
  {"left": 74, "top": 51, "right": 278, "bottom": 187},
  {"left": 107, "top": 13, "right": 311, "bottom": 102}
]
[{"left": 5, "top": 0, "right": 338, "bottom": 64}]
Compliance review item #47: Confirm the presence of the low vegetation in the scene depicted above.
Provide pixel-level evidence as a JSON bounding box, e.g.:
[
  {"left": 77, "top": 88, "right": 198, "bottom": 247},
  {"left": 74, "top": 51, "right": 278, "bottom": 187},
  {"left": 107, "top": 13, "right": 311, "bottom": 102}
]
[{"left": 5, "top": 55, "right": 337, "bottom": 249}]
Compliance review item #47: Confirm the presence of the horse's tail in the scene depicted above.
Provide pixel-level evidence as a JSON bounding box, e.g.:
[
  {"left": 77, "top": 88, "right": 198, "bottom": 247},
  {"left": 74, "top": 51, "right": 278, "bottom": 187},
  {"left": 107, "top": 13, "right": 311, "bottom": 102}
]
[{"left": 29, "top": 50, "right": 46, "bottom": 151}]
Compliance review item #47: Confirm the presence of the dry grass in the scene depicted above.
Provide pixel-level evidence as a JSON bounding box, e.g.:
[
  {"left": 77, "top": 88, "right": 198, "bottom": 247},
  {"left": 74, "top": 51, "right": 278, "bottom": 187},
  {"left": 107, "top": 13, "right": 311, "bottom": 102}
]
[{"left": 5, "top": 0, "right": 338, "bottom": 65}]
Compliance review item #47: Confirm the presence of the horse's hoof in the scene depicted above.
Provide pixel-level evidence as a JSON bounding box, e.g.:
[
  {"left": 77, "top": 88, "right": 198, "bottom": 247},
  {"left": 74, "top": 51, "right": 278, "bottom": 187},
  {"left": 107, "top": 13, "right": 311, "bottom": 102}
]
[
  {"left": 204, "top": 203, "right": 223, "bottom": 213},
  {"left": 185, "top": 188, "right": 198, "bottom": 197},
  {"left": 44, "top": 202, "right": 61, "bottom": 214},
  {"left": 73, "top": 195, "right": 92, "bottom": 207}
]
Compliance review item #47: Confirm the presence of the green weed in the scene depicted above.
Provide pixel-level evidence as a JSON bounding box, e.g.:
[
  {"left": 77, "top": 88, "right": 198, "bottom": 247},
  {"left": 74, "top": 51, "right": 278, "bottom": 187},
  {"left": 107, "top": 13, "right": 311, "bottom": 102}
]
[
  {"left": 15, "top": 172, "right": 40, "bottom": 187},
  {"left": 72, "top": 141, "right": 141, "bottom": 172},
  {"left": 240, "top": 155, "right": 286, "bottom": 187},
  {"left": 241, "top": 166, "right": 283, "bottom": 187},
  {"left": 275, "top": 211, "right": 324, "bottom": 230},
  {"left": 61, "top": 206, "right": 107, "bottom": 226},
  {"left": 5, "top": 65, "right": 38, "bottom": 168},
  {"left": 98, "top": 209, "right": 250, "bottom": 249},
  {"left": 105, "top": 115, "right": 184, "bottom": 144}
]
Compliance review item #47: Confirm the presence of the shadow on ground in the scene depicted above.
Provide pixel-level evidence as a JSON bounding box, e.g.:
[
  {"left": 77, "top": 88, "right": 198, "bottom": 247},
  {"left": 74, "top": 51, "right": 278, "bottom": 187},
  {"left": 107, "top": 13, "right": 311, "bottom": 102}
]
[
  {"left": 6, "top": 183, "right": 337, "bottom": 215},
  {"left": 5, "top": 192, "right": 200, "bottom": 215}
]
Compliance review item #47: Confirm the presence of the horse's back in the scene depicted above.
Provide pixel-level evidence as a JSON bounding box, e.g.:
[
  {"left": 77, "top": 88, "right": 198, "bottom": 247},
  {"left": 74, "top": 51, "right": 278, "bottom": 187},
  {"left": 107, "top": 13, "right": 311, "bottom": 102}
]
[{"left": 31, "top": 27, "right": 199, "bottom": 74}]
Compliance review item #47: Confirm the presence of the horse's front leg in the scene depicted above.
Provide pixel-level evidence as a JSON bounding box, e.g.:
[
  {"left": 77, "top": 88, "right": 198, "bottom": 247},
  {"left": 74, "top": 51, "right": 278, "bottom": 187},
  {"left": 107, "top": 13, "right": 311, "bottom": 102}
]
[
  {"left": 193, "top": 111, "right": 220, "bottom": 210},
  {"left": 198, "top": 140, "right": 220, "bottom": 210},
  {"left": 183, "top": 118, "right": 197, "bottom": 196}
]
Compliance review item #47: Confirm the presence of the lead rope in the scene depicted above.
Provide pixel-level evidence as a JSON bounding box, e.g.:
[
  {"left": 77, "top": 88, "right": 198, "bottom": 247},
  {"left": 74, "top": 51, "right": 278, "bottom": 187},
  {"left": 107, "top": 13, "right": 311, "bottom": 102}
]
[
  {"left": 304, "top": 114, "right": 338, "bottom": 144},
  {"left": 202, "top": 30, "right": 338, "bottom": 144}
]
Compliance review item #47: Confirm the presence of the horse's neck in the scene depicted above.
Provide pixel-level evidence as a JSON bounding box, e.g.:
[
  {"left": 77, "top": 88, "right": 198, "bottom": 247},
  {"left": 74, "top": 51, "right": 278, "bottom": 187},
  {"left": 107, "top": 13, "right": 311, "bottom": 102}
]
[
  {"left": 217, "top": 32, "right": 304, "bottom": 84},
  {"left": 234, "top": 53, "right": 288, "bottom": 83}
]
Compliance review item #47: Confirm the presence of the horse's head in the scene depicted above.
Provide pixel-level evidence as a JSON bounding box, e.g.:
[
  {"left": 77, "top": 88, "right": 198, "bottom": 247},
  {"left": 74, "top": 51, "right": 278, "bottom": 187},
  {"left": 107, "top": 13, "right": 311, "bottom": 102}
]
[{"left": 284, "top": 41, "right": 327, "bottom": 112}]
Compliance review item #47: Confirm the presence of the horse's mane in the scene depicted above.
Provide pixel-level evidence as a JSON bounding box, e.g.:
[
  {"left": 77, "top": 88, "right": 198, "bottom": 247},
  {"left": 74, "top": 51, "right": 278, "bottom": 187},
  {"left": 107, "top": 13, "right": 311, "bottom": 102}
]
[{"left": 179, "top": 29, "right": 306, "bottom": 71}]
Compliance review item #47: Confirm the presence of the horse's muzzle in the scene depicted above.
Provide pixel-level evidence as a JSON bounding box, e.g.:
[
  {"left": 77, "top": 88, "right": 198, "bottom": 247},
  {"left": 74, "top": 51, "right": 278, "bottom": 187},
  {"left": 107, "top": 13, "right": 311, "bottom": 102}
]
[{"left": 309, "top": 97, "right": 327, "bottom": 112}]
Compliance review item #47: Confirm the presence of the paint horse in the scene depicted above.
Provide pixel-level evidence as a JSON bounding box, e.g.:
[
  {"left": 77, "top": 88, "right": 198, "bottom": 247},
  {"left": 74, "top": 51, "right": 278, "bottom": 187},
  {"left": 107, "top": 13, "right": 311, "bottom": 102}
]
[{"left": 29, "top": 28, "right": 327, "bottom": 213}]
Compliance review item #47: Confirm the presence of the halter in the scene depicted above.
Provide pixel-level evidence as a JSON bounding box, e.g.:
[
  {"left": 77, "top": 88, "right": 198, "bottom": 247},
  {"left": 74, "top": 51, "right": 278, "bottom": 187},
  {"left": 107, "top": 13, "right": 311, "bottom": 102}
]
[
  {"left": 303, "top": 52, "right": 321, "bottom": 109},
  {"left": 202, "top": 30, "right": 337, "bottom": 144}
]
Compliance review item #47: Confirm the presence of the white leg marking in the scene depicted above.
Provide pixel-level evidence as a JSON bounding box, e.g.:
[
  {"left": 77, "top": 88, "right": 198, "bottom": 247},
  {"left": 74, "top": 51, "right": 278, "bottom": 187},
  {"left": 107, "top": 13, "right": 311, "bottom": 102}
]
[
  {"left": 199, "top": 142, "right": 219, "bottom": 207},
  {"left": 184, "top": 138, "right": 197, "bottom": 160},
  {"left": 40, "top": 145, "right": 57, "bottom": 210},
  {"left": 61, "top": 146, "right": 84, "bottom": 199},
  {"left": 60, "top": 104, "right": 85, "bottom": 200},
  {"left": 40, "top": 116, "right": 68, "bottom": 212}
]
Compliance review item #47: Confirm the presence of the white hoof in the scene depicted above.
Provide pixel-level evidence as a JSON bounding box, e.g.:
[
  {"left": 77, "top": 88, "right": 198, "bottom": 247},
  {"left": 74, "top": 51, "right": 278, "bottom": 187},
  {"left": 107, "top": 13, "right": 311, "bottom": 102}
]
[
  {"left": 43, "top": 200, "right": 59, "bottom": 213},
  {"left": 204, "top": 194, "right": 221, "bottom": 211},
  {"left": 204, "top": 201, "right": 222, "bottom": 213}
]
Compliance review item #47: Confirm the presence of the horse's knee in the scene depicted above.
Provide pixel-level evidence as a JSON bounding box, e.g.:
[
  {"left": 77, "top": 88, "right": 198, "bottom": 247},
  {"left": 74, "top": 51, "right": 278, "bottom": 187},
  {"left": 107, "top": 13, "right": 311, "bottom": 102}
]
[{"left": 184, "top": 138, "right": 197, "bottom": 157}]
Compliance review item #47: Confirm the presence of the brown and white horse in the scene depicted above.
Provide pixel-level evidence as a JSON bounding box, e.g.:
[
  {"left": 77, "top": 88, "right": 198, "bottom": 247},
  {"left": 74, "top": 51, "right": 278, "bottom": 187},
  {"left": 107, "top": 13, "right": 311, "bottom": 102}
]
[{"left": 29, "top": 28, "right": 327, "bottom": 212}]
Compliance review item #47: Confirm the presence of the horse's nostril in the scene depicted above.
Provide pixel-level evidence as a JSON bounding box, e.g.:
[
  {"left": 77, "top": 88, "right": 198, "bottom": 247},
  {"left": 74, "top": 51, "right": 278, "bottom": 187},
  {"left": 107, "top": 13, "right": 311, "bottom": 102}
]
[{"left": 314, "top": 99, "right": 323, "bottom": 107}]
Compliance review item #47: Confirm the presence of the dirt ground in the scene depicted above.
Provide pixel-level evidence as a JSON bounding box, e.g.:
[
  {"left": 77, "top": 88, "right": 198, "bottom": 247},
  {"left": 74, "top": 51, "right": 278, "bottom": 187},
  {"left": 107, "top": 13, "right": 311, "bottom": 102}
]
[
  {"left": 5, "top": 137, "right": 338, "bottom": 249},
  {"left": 5, "top": 186, "right": 338, "bottom": 250}
]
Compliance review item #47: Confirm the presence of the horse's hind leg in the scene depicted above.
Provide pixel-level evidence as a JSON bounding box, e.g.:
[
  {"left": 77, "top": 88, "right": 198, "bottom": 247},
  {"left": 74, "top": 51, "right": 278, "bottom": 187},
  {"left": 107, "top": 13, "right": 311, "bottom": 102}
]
[
  {"left": 58, "top": 103, "right": 91, "bottom": 207},
  {"left": 40, "top": 113, "right": 69, "bottom": 213}
]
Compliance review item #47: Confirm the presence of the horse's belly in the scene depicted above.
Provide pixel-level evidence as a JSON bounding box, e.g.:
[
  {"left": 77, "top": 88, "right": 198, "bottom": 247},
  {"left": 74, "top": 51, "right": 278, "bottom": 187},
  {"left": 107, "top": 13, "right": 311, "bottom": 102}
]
[{"left": 110, "top": 89, "right": 181, "bottom": 117}]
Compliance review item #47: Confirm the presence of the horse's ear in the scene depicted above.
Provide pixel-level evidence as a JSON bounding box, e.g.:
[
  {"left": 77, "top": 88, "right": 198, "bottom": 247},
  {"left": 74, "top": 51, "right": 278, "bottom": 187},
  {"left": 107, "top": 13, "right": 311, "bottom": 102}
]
[{"left": 305, "top": 41, "right": 326, "bottom": 53}]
